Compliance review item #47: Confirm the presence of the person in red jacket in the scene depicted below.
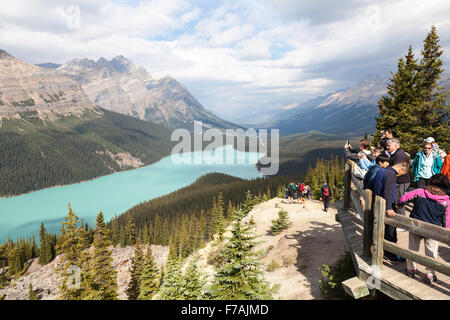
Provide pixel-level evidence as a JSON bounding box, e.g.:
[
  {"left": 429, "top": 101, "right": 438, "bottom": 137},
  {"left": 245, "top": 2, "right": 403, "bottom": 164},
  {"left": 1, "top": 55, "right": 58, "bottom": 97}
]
[{"left": 442, "top": 152, "right": 450, "bottom": 180}]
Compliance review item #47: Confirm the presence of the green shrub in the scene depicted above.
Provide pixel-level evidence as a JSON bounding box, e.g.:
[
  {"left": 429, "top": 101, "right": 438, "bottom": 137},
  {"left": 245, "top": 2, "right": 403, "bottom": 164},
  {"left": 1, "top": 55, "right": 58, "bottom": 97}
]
[{"left": 318, "top": 251, "right": 356, "bottom": 299}]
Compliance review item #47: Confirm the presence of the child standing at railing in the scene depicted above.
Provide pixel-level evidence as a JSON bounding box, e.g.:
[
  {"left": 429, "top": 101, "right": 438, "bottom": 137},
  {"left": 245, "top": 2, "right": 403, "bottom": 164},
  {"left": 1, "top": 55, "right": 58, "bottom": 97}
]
[{"left": 397, "top": 173, "right": 450, "bottom": 285}]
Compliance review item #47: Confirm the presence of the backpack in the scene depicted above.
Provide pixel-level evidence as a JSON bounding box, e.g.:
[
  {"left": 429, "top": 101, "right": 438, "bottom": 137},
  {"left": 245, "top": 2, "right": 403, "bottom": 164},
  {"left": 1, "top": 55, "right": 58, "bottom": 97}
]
[{"left": 323, "top": 187, "right": 330, "bottom": 197}]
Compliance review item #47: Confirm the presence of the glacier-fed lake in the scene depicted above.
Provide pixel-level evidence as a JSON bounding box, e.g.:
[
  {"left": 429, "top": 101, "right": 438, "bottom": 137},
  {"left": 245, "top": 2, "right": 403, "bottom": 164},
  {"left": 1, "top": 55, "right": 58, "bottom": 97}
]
[{"left": 0, "top": 145, "right": 263, "bottom": 243}]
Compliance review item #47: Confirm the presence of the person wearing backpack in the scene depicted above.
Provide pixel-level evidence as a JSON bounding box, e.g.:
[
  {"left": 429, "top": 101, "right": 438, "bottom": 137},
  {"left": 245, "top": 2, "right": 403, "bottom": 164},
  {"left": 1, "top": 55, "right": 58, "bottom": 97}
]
[
  {"left": 286, "top": 182, "right": 294, "bottom": 204},
  {"left": 320, "top": 183, "right": 331, "bottom": 212}
]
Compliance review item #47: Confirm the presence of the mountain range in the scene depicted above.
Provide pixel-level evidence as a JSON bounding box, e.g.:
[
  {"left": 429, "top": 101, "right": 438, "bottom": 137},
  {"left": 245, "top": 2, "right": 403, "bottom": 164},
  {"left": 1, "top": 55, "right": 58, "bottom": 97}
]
[
  {"left": 0, "top": 50, "right": 173, "bottom": 196},
  {"left": 41, "top": 55, "right": 240, "bottom": 130},
  {"left": 249, "top": 74, "right": 449, "bottom": 136}
]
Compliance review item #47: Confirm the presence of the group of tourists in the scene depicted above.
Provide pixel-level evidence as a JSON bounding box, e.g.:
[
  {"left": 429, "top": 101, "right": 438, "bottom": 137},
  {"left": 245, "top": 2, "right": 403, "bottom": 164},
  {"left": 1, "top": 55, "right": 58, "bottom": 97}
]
[
  {"left": 284, "top": 182, "right": 332, "bottom": 212},
  {"left": 345, "top": 130, "right": 450, "bottom": 286},
  {"left": 284, "top": 182, "right": 312, "bottom": 206}
]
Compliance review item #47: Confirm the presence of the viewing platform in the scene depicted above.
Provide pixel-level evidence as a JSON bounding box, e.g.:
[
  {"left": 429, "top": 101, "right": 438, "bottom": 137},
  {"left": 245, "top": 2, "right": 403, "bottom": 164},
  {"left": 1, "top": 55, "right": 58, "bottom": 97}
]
[{"left": 338, "top": 161, "right": 450, "bottom": 300}]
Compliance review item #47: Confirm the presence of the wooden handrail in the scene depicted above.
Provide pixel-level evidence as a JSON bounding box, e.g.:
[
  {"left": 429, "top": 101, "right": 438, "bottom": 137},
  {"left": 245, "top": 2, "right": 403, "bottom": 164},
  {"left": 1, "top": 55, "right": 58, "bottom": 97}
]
[{"left": 385, "top": 215, "right": 450, "bottom": 245}]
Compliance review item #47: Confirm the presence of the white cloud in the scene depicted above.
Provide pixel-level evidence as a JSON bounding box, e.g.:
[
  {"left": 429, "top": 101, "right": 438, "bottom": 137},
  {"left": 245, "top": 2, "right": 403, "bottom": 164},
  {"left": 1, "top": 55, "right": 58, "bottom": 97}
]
[{"left": 0, "top": 0, "right": 449, "bottom": 121}]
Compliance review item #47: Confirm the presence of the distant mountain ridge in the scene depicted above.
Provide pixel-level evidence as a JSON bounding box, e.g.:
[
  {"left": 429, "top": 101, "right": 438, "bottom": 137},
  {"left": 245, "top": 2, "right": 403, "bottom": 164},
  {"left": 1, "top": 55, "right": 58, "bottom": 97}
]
[
  {"left": 261, "top": 74, "right": 449, "bottom": 136},
  {"left": 56, "top": 55, "right": 241, "bottom": 130}
]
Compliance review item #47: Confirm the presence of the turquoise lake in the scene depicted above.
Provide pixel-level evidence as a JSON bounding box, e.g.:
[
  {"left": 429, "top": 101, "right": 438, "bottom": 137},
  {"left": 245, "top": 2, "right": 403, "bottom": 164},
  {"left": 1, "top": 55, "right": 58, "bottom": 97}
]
[{"left": 0, "top": 146, "right": 263, "bottom": 243}]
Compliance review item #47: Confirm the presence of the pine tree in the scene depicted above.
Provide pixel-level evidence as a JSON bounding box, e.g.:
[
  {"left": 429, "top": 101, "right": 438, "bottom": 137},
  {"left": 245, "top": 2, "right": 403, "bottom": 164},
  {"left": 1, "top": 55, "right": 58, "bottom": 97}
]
[
  {"left": 28, "top": 283, "right": 39, "bottom": 300},
  {"left": 376, "top": 26, "right": 449, "bottom": 154},
  {"left": 57, "top": 204, "right": 86, "bottom": 300},
  {"left": 38, "top": 222, "right": 52, "bottom": 265},
  {"left": 83, "top": 212, "right": 118, "bottom": 300},
  {"left": 211, "top": 209, "right": 276, "bottom": 300},
  {"left": 137, "top": 247, "right": 159, "bottom": 300},
  {"left": 242, "top": 190, "right": 254, "bottom": 215},
  {"left": 416, "top": 25, "right": 449, "bottom": 151},
  {"left": 180, "top": 255, "right": 206, "bottom": 300},
  {"left": 271, "top": 209, "right": 292, "bottom": 235},
  {"left": 126, "top": 240, "right": 144, "bottom": 300},
  {"left": 262, "top": 186, "right": 271, "bottom": 202},
  {"left": 158, "top": 254, "right": 183, "bottom": 300},
  {"left": 125, "top": 213, "right": 137, "bottom": 246}
]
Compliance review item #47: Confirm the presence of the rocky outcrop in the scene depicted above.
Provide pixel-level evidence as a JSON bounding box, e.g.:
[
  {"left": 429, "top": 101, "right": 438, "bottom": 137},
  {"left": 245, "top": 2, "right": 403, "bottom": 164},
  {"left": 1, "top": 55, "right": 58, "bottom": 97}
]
[
  {"left": 96, "top": 150, "right": 144, "bottom": 169},
  {"left": 0, "top": 50, "right": 97, "bottom": 122},
  {"left": 0, "top": 245, "right": 168, "bottom": 300}
]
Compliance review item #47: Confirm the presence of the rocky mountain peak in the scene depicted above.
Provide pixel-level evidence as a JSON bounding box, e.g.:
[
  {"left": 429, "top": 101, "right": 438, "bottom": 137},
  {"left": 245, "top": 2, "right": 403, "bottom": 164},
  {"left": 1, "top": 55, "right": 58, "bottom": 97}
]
[{"left": 0, "top": 49, "right": 12, "bottom": 58}]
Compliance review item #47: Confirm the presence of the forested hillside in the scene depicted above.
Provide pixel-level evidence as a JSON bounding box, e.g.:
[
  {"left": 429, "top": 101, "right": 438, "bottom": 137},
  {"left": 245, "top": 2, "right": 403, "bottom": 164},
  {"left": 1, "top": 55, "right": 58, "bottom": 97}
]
[{"left": 0, "top": 109, "right": 174, "bottom": 196}]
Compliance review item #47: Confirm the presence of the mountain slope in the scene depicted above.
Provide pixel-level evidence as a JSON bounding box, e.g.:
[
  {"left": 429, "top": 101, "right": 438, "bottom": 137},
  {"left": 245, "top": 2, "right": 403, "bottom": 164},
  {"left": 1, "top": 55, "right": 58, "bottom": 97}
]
[
  {"left": 264, "top": 75, "right": 387, "bottom": 135},
  {"left": 0, "top": 50, "right": 174, "bottom": 197},
  {"left": 57, "top": 56, "right": 241, "bottom": 130}
]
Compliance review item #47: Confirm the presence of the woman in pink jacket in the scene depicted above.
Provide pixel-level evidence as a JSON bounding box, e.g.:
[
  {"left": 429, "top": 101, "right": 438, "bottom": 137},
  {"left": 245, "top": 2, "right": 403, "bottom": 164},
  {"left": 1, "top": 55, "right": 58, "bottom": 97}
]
[{"left": 397, "top": 174, "right": 449, "bottom": 285}]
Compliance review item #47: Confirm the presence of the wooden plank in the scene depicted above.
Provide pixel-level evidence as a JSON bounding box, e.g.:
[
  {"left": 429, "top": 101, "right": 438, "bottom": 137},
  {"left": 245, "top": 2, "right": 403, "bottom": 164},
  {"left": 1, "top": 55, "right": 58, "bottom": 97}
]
[
  {"left": 384, "top": 215, "right": 450, "bottom": 245},
  {"left": 341, "top": 277, "right": 370, "bottom": 299},
  {"left": 338, "top": 208, "right": 361, "bottom": 277},
  {"left": 358, "top": 269, "right": 414, "bottom": 300},
  {"left": 383, "top": 241, "right": 450, "bottom": 276},
  {"left": 372, "top": 195, "right": 386, "bottom": 267},
  {"left": 363, "top": 189, "right": 374, "bottom": 258}
]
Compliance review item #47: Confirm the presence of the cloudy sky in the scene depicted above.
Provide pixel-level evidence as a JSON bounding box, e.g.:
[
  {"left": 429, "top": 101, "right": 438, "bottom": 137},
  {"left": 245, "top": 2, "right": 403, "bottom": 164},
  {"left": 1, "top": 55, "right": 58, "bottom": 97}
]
[{"left": 0, "top": 0, "right": 449, "bottom": 122}]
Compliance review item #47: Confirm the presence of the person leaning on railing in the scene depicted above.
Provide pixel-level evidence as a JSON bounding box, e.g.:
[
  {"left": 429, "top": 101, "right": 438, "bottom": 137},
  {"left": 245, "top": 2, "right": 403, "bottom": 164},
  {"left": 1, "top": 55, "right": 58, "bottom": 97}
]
[
  {"left": 396, "top": 173, "right": 450, "bottom": 285},
  {"left": 370, "top": 161, "right": 409, "bottom": 263}
]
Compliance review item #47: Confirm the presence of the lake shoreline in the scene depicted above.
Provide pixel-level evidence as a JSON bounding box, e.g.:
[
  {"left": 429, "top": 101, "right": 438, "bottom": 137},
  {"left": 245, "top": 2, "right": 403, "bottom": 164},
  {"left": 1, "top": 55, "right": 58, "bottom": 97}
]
[{"left": 0, "top": 145, "right": 265, "bottom": 199}]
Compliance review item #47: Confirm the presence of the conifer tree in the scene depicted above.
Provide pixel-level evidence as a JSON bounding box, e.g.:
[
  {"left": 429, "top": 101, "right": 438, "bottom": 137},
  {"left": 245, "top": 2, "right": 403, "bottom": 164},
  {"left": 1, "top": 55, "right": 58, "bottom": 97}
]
[
  {"left": 38, "top": 222, "right": 52, "bottom": 265},
  {"left": 211, "top": 209, "right": 275, "bottom": 300},
  {"left": 137, "top": 247, "right": 159, "bottom": 300},
  {"left": 180, "top": 255, "right": 206, "bottom": 300},
  {"left": 376, "top": 26, "right": 449, "bottom": 154},
  {"left": 242, "top": 190, "right": 255, "bottom": 215},
  {"left": 262, "top": 186, "right": 271, "bottom": 202},
  {"left": 83, "top": 212, "right": 118, "bottom": 300},
  {"left": 57, "top": 204, "right": 86, "bottom": 300},
  {"left": 126, "top": 240, "right": 144, "bottom": 300},
  {"left": 271, "top": 210, "right": 292, "bottom": 235},
  {"left": 158, "top": 254, "right": 183, "bottom": 300},
  {"left": 125, "top": 213, "right": 137, "bottom": 246},
  {"left": 28, "top": 283, "right": 39, "bottom": 300}
]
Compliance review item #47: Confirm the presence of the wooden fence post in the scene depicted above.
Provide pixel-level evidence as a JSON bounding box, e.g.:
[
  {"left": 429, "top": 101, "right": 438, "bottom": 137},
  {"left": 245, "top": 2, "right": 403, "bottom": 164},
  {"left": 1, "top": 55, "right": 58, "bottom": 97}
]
[
  {"left": 344, "top": 161, "right": 352, "bottom": 209},
  {"left": 372, "top": 195, "right": 385, "bottom": 267},
  {"left": 363, "top": 189, "right": 374, "bottom": 258}
]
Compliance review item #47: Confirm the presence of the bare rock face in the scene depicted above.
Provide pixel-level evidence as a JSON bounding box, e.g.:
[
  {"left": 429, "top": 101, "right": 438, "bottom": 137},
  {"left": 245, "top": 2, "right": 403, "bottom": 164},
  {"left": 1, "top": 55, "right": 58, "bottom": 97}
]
[
  {"left": 0, "top": 50, "right": 97, "bottom": 122},
  {"left": 0, "top": 245, "right": 168, "bottom": 300},
  {"left": 58, "top": 56, "right": 237, "bottom": 130}
]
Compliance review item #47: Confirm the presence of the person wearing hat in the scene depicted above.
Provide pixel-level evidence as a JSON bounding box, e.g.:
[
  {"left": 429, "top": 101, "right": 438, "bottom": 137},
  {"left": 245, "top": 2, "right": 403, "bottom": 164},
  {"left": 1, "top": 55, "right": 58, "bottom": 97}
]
[
  {"left": 412, "top": 140, "right": 443, "bottom": 189},
  {"left": 425, "top": 137, "right": 446, "bottom": 163}
]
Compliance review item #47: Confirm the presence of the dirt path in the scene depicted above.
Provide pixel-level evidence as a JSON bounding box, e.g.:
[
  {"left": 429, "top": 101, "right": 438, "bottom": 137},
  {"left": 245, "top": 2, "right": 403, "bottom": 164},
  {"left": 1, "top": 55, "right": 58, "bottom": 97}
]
[{"left": 195, "top": 198, "right": 347, "bottom": 300}]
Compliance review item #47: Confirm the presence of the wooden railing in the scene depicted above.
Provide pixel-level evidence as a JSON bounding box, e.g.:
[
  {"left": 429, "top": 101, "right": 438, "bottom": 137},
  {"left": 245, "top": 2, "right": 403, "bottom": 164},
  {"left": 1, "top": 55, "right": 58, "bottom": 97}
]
[{"left": 343, "top": 160, "right": 450, "bottom": 276}]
